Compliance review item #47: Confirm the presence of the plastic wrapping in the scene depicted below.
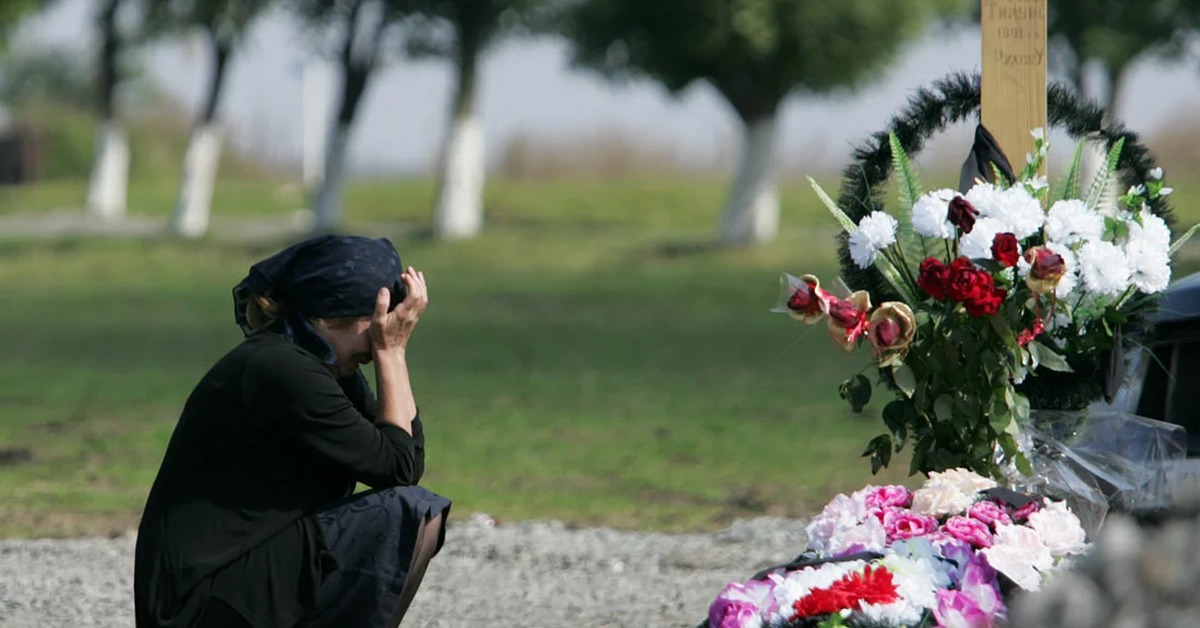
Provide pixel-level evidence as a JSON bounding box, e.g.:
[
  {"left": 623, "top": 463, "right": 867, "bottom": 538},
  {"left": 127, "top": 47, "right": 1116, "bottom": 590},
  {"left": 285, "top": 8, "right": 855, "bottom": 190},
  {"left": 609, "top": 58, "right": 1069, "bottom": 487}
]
[{"left": 1000, "top": 406, "right": 1188, "bottom": 538}]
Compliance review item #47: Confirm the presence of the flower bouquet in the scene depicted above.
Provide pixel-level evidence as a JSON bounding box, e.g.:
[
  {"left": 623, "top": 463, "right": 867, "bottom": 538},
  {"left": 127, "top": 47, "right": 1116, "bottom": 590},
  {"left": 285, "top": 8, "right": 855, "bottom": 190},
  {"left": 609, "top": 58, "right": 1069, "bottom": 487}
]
[
  {"left": 776, "top": 128, "right": 1195, "bottom": 479},
  {"left": 707, "top": 469, "right": 1089, "bottom": 628}
]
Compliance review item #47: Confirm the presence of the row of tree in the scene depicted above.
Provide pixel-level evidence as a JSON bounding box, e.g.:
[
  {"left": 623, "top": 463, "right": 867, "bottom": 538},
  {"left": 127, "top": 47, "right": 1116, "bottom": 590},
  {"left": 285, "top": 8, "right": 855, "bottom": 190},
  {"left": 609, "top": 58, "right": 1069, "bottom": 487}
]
[{"left": 2, "top": 1, "right": 1199, "bottom": 244}]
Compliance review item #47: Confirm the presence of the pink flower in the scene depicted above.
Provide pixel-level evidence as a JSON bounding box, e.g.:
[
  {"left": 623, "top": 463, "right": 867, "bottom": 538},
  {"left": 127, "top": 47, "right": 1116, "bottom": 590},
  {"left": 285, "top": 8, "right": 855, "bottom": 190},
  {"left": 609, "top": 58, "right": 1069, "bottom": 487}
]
[
  {"left": 709, "top": 579, "right": 776, "bottom": 628},
  {"left": 882, "top": 509, "right": 939, "bottom": 542},
  {"left": 934, "top": 590, "right": 997, "bottom": 628},
  {"left": 968, "top": 501, "right": 1012, "bottom": 529},
  {"left": 942, "top": 515, "right": 994, "bottom": 548},
  {"left": 864, "top": 485, "right": 913, "bottom": 509},
  {"left": 1012, "top": 500, "right": 1041, "bottom": 522}
]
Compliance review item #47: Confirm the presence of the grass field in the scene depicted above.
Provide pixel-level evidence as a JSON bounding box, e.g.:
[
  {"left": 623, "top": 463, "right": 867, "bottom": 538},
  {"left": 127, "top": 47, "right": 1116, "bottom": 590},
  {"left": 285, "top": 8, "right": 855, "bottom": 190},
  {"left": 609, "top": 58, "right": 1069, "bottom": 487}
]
[{"left": 2, "top": 175, "right": 1199, "bottom": 538}]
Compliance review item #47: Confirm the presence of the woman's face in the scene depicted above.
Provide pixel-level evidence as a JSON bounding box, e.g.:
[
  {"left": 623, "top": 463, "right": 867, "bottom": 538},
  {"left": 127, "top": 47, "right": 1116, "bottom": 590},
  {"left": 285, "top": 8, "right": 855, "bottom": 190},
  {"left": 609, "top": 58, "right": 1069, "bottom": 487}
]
[{"left": 314, "top": 317, "right": 374, "bottom": 378}]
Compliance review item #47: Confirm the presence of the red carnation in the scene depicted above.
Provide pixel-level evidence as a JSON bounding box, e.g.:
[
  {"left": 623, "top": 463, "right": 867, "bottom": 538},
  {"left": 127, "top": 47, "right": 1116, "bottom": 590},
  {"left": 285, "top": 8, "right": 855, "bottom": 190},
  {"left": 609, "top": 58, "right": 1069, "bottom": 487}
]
[
  {"left": 791, "top": 566, "right": 900, "bottom": 619},
  {"left": 991, "top": 233, "right": 1019, "bottom": 267},
  {"left": 918, "top": 257, "right": 949, "bottom": 300},
  {"left": 948, "top": 196, "right": 980, "bottom": 233}
]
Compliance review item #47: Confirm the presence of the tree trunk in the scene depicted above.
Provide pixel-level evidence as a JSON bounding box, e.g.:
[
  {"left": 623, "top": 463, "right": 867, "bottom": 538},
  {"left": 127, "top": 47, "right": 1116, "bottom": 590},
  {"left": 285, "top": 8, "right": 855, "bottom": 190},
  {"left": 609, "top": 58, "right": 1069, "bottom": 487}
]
[
  {"left": 170, "top": 33, "right": 231, "bottom": 238},
  {"left": 717, "top": 113, "right": 780, "bottom": 245},
  {"left": 433, "top": 39, "right": 484, "bottom": 240},
  {"left": 86, "top": 121, "right": 129, "bottom": 220},
  {"left": 87, "top": 0, "right": 126, "bottom": 219},
  {"left": 313, "top": 121, "right": 351, "bottom": 232}
]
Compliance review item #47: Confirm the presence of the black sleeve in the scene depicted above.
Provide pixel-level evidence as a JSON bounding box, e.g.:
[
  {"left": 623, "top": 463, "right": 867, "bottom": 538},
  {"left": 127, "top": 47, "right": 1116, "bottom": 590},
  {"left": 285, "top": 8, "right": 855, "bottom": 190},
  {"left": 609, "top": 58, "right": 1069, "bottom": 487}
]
[
  {"left": 339, "top": 371, "right": 425, "bottom": 481},
  {"left": 245, "top": 345, "right": 422, "bottom": 487}
]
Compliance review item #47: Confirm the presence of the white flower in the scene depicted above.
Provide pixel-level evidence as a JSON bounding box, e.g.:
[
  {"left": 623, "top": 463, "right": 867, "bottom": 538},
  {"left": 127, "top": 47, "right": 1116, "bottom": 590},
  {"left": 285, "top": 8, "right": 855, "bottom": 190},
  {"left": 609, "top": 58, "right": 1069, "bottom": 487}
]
[
  {"left": 982, "top": 524, "right": 1054, "bottom": 591},
  {"left": 929, "top": 468, "right": 998, "bottom": 494},
  {"left": 958, "top": 217, "right": 1008, "bottom": 260},
  {"left": 1160, "top": 187, "right": 1174, "bottom": 196},
  {"left": 1127, "top": 184, "right": 1146, "bottom": 197},
  {"left": 1045, "top": 199, "right": 1105, "bottom": 245},
  {"left": 1027, "top": 499, "right": 1089, "bottom": 558},
  {"left": 1149, "top": 167, "right": 1163, "bottom": 180},
  {"left": 1026, "top": 175, "right": 1049, "bottom": 192},
  {"left": 911, "top": 189, "right": 958, "bottom": 238},
  {"left": 1078, "top": 240, "right": 1132, "bottom": 296},
  {"left": 964, "top": 182, "right": 1004, "bottom": 216},
  {"left": 1030, "top": 127, "right": 1045, "bottom": 141},
  {"left": 849, "top": 211, "right": 898, "bottom": 269},
  {"left": 805, "top": 493, "right": 866, "bottom": 554},
  {"left": 826, "top": 516, "right": 887, "bottom": 556},
  {"left": 1125, "top": 238, "right": 1171, "bottom": 293},
  {"left": 910, "top": 468, "right": 994, "bottom": 517},
  {"left": 974, "top": 185, "right": 1044, "bottom": 238},
  {"left": 1128, "top": 209, "right": 1171, "bottom": 249}
]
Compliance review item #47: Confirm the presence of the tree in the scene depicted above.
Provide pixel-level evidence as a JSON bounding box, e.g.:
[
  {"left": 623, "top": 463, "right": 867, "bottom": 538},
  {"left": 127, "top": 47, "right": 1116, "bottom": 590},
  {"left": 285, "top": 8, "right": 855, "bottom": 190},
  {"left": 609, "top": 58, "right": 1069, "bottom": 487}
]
[
  {"left": 1044, "top": 0, "right": 1200, "bottom": 211},
  {"left": 408, "top": 0, "right": 542, "bottom": 239},
  {"left": 562, "top": 0, "right": 960, "bottom": 245},
  {"left": 290, "top": 0, "right": 416, "bottom": 232},
  {"left": 86, "top": 0, "right": 134, "bottom": 220},
  {"left": 143, "top": 0, "right": 272, "bottom": 238},
  {"left": 0, "top": 0, "right": 57, "bottom": 52}
]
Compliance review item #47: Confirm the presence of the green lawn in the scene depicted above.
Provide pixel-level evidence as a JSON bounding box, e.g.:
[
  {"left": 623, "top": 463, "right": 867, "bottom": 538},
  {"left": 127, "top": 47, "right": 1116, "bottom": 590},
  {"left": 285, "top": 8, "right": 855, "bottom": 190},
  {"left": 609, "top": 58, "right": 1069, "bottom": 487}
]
[{"left": 2, "top": 175, "right": 1199, "bottom": 538}]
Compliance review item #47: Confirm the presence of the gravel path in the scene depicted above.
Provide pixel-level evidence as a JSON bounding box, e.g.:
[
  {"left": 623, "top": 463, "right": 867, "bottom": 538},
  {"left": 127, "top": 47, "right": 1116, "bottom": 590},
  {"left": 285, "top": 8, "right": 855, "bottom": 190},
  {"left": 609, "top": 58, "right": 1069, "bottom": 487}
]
[{"left": 0, "top": 515, "right": 810, "bottom": 628}]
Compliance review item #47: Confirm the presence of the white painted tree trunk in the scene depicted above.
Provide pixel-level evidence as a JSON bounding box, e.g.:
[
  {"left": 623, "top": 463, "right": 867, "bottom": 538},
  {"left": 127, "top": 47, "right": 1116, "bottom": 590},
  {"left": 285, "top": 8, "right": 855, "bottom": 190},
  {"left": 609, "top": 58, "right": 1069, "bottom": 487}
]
[
  {"left": 433, "top": 113, "right": 485, "bottom": 239},
  {"left": 170, "top": 123, "right": 224, "bottom": 238},
  {"left": 313, "top": 123, "right": 351, "bottom": 232},
  {"left": 718, "top": 114, "right": 780, "bottom": 245},
  {"left": 86, "top": 122, "right": 129, "bottom": 220}
]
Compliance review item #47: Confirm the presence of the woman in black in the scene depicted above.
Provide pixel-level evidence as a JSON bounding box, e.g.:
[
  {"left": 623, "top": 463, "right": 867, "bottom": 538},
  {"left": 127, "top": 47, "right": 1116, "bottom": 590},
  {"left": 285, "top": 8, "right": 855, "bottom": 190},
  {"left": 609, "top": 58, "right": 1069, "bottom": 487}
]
[{"left": 135, "top": 235, "right": 451, "bottom": 628}]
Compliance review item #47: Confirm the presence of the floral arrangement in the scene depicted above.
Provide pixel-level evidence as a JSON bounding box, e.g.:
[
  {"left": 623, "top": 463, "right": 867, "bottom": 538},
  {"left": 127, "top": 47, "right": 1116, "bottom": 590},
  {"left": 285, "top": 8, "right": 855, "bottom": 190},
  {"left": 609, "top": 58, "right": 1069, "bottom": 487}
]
[
  {"left": 776, "top": 129, "right": 1195, "bottom": 478},
  {"left": 707, "top": 469, "right": 1089, "bottom": 628}
]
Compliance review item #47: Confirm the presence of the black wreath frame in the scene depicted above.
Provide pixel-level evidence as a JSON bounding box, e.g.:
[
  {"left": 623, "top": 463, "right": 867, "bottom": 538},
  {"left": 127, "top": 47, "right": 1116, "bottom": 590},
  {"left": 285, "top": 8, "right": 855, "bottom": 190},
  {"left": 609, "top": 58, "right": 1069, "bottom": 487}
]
[{"left": 833, "top": 72, "right": 1176, "bottom": 411}]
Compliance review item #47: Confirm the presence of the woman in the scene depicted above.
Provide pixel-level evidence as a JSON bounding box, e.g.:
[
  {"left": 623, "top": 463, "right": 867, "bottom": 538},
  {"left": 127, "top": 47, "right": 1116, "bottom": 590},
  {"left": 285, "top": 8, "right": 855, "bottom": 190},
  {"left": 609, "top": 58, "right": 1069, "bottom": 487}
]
[{"left": 134, "top": 235, "right": 451, "bottom": 628}]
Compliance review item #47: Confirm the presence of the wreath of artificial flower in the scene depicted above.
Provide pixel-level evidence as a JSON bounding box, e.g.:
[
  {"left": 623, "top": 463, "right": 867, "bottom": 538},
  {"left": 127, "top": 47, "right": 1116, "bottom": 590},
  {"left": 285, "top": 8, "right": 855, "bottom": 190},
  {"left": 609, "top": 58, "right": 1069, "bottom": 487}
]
[{"left": 831, "top": 72, "right": 1175, "bottom": 411}]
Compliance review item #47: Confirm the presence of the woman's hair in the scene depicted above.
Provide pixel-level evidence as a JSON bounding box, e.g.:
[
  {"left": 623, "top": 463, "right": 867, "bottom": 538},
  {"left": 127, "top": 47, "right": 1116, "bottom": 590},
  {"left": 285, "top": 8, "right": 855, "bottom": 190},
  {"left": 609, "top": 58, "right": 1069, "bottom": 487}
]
[
  {"left": 245, "top": 294, "right": 362, "bottom": 333},
  {"left": 244, "top": 295, "right": 284, "bottom": 333}
]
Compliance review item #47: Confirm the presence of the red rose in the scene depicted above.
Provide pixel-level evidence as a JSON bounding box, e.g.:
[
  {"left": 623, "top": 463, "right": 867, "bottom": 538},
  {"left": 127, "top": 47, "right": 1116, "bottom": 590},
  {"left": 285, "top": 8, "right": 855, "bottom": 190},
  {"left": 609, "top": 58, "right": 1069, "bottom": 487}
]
[
  {"left": 785, "top": 274, "right": 830, "bottom": 324},
  {"left": 917, "top": 257, "right": 949, "bottom": 300},
  {"left": 946, "top": 258, "right": 991, "bottom": 303},
  {"left": 991, "top": 233, "right": 1019, "bottom": 267},
  {"left": 963, "top": 286, "right": 1006, "bottom": 317},
  {"left": 947, "top": 196, "right": 980, "bottom": 233},
  {"left": 1023, "top": 246, "right": 1067, "bottom": 295},
  {"left": 826, "top": 291, "right": 872, "bottom": 350}
]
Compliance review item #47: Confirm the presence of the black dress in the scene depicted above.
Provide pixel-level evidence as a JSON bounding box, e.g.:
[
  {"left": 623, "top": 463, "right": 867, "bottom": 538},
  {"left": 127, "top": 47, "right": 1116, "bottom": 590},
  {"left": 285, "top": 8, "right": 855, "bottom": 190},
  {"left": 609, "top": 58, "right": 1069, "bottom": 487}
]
[{"left": 134, "top": 332, "right": 450, "bottom": 628}]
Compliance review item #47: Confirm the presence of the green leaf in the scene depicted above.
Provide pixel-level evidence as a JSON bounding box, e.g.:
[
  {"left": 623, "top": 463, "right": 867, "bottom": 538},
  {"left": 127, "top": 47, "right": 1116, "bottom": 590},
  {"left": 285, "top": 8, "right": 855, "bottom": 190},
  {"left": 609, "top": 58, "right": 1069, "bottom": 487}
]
[
  {"left": 862, "top": 434, "right": 893, "bottom": 473},
  {"left": 1170, "top": 223, "right": 1200, "bottom": 257},
  {"left": 882, "top": 400, "right": 909, "bottom": 444},
  {"left": 839, "top": 374, "right": 872, "bottom": 412},
  {"left": 1058, "top": 139, "right": 1086, "bottom": 202},
  {"left": 1028, "top": 340, "right": 1073, "bottom": 372},
  {"left": 892, "top": 363, "right": 916, "bottom": 398},
  {"left": 933, "top": 395, "right": 953, "bottom": 423},
  {"left": 808, "top": 176, "right": 859, "bottom": 233},
  {"left": 889, "top": 131, "right": 924, "bottom": 210},
  {"left": 1085, "top": 137, "right": 1125, "bottom": 211},
  {"left": 1015, "top": 451, "right": 1033, "bottom": 477}
]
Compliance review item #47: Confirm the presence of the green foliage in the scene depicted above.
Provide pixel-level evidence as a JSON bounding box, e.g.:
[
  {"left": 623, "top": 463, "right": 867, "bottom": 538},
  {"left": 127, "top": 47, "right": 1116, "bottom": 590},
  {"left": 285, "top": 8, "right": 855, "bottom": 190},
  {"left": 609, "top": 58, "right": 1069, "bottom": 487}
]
[
  {"left": 561, "top": 0, "right": 961, "bottom": 122},
  {"left": 0, "top": 0, "right": 50, "bottom": 51},
  {"left": 1047, "top": 0, "right": 1200, "bottom": 85}
]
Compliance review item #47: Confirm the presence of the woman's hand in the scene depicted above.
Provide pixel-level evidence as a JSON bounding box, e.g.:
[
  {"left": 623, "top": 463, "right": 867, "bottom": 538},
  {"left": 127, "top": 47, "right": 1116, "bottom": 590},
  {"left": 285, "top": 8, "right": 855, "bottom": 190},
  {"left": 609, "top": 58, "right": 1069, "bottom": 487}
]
[{"left": 370, "top": 267, "right": 428, "bottom": 354}]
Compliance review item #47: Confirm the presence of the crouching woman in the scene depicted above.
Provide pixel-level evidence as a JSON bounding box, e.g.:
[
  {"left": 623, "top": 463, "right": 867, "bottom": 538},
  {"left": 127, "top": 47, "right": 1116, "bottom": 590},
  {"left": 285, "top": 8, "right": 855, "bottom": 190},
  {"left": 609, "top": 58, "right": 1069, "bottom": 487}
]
[{"left": 135, "top": 235, "right": 451, "bottom": 627}]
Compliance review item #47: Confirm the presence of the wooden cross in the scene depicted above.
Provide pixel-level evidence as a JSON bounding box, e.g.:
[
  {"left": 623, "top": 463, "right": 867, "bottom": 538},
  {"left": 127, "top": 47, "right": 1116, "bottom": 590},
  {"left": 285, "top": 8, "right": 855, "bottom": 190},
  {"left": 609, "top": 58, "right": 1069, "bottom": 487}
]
[{"left": 980, "top": 0, "right": 1048, "bottom": 170}]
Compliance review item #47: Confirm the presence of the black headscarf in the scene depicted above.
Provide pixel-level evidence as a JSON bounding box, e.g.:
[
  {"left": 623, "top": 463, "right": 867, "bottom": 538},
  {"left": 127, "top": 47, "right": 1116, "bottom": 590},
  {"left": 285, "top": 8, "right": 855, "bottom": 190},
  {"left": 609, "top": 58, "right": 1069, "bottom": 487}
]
[{"left": 232, "top": 235, "right": 407, "bottom": 363}]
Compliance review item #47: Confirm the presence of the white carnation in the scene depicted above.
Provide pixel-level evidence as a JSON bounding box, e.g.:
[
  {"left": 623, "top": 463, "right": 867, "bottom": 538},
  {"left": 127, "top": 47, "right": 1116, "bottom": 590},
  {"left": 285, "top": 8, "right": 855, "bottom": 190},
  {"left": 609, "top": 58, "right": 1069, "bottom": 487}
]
[
  {"left": 1027, "top": 499, "right": 1089, "bottom": 558},
  {"left": 1078, "top": 240, "right": 1132, "bottom": 296},
  {"left": 964, "top": 181, "right": 1004, "bottom": 216},
  {"left": 977, "top": 186, "right": 1044, "bottom": 238},
  {"left": 981, "top": 524, "right": 1055, "bottom": 591},
  {"left": 958, "top": 217, "right": 1008, "bottom": 260},
  {"left": 1045, "top": 199, "right": 1105, "bottom": 245},
  {"left": 911, "top": 189, "right": 957, "bottom": 238},
  {"left": 849, "top": 211, "right": 898, "bottom": 269},
  {"left": 1125, "top": 238, "right": 1171, "bottom": 293},
  {"left": 928, "top": 468, "right": 998, "bottom": 494},
  {"left": 1128, "top": 209, "right": 1171, "bottom": 250}
]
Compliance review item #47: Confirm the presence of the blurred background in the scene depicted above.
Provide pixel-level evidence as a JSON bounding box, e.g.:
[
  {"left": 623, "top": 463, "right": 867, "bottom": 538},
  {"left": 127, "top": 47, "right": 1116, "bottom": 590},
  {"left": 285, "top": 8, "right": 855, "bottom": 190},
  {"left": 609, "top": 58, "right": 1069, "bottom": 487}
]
[{"left": 2, "top": 0, "right": 1200, "bottom": 538}]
